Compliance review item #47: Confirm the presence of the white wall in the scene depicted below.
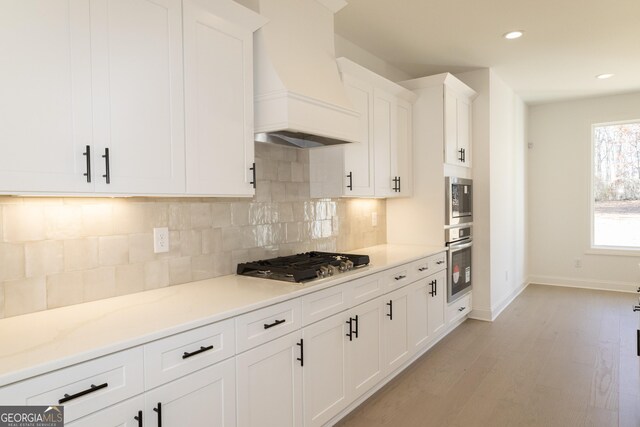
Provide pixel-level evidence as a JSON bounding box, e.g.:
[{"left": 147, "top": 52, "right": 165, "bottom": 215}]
[
  {"left": 456, "top": 69, "right": 528, "bottom": 320},
  {"left": 528, "top": 92, "right": 640, "bottom": 291}
]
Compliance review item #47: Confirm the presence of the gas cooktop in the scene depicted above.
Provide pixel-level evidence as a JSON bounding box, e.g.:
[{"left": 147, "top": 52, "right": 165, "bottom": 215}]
[{"left": 236, "top": 251, "right": 370, "bottom": 283}]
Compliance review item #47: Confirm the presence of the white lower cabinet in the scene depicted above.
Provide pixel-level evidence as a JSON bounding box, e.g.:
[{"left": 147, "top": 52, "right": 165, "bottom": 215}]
[
  {"left": 428, "top": 270, "right": 447, "bottom": 337},
  {"left": 236, "top": 331, "right": 304, "bottom": 427},
  {"left": 381, "top": 286, "right": 411, "bottom": 374},
  {"left": 302, "top": 298, "right": 383, "bottom": 427},
  {"left": 66, "top": 396, "right": 145, "bottom": 427},
  {"left": 69, "top": 358, "right": 235, "bottom": 427},
  {"left": 145, "top": 358, "right": 236, "bottom": 427},
  {"left": 347, "top": 298, "right": 384, "bottom": 400},
  {"left": 302, "top": 313, "right": 350, "bottom": 427},
  {"left": 407, "top": 278, "right": 431, "bottom": 352}
]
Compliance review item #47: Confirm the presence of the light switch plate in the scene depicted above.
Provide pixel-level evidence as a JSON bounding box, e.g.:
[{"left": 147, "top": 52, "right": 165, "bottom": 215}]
[{"left": 154, "top": 227, "right": 169, "bottom": 253}]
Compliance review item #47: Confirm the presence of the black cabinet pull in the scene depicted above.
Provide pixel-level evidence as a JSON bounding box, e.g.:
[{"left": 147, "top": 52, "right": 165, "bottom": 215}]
[
  {"left": 418, "top": 267, "right": 428, "bottom": 272},
  {"left": 459, "top": 306, "right": 466, "bottom": 312},
  {"left": 102, "top": 148, "right": 110, "bottom": 184},
  {"left": 434, "top": 280, "right": 437, "bottom": 296},
  {"left": 394, "top": 274, "right": 406, "bottom": 281},
  {"left": 83, "top": 145, "right": 91, "bottom": 183},
  {"left": 353, "top": 315, "right": 359, "bottom": 339},
  {"left": 297, "top": 339, "right": 304, "bottom": 367},
  {"left": 429, "top": 280, "right": 436, "bottom": 297},
  {"left": 347, "top": 172, "right": 353, "bottom": 191},
  {"left": 392, "top": 176, "right": 399, "bottom": 192},
  {"left": 264, "top": 319, "right": 286, "bottom": 329},
  {"left": 182, "top": 345, "right": 214, "bottom": 359},
  {"left": 249, "top": 162, "right": 256, "bottom": 189},
  {"left": 346, "top": 318, "right": 353, "bottom": 341},
  {"left": 386, "top": 300, "right": 393, "bottom": 320},
  {"left": 458, "top": 148, "right": 464, "bottom": 162},
  {"left": 153, "top": 402, "right": 162, "bottom": 427},
  {"left": 134, "top": 410, "right": 143, "bottom": 427},
  {"left": 58, "top": 382, "right": 108, "bottom": 404},
  {"left": 637, "top": 330, "right": 639, "bottom": 357},
  {"left": 397, "top": 176, "right": 401, "bottom": 192},
  {"left": 436, "top": 260, "right": 445, "bottom": 265}
]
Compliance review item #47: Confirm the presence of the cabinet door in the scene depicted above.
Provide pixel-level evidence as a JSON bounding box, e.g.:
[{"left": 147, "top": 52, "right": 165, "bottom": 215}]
[
  {"left": 444, "top": 87, "right": 472, "bottom": 168},
  {"left": 394, "top": 98, "right": 412, "bottom": 197},
  {"left": 457, "top": 96, "right": 472, "bottom": 167},
  {"left": 407, "top": 278, "right": 430, "bottom": 352},
  {"left": 183, "top": 0, "right": 255, "bottom": 196},
  {"left": 0, "top": 0, "right": 93, "bottom": 194},
  {"left": 302, "top": 313, "right": 349, "bottom": 427},
  {"left": 90, "top": 0, "right": 185, "bottom": 194},
  {"left": 145, "top": 358, "right": 236, "bottom": 427},
  {"left": 428, "top": 270, "right": 447, "bottom": 337},
  {"left": 444, "top": 87, "right": 459, "bottom": 166},
  {"left": 347, "top": 298, "right": 384, "bottom": 401},
  {"left": 342, "top": 75, "right": 375, "bottom": 197},
  {"left": 66, "top": 396, "right": 144, "bottom": 427},
  {"left": 373, "top": 88, "right": 397, "bottom": 197},
  {"left": 381, "top": 286, "right": 411, "bottom": 374},
  {"left": 236, "top": 331, "right": 303, "bottom": 427}
]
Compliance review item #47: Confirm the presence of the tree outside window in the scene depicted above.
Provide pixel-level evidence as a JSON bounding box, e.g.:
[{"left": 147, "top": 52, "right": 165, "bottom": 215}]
[{"left": 593, "top": 121, "right": 640, "bottom": 248}]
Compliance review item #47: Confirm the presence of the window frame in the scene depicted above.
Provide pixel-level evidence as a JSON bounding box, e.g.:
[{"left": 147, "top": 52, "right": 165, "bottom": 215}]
[{"left": 590, "top": 119, "right": 640, "bottom": 253}]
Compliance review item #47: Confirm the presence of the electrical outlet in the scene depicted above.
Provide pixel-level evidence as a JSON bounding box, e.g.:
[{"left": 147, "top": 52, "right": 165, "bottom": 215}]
[
  {"left": 574, "top": 258, "right": 582, "bottom": 268},
  {"left": 154, "top": 227, "right": 169, "bottom": 253},
  {"left": 371, "top": 212, "right": 378, "bottom": 227}
]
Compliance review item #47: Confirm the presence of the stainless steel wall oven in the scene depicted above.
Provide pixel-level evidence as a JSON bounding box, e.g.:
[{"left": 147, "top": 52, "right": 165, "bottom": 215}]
[{"left": 446, "top": 225, "right": 472, "bottom": 302}]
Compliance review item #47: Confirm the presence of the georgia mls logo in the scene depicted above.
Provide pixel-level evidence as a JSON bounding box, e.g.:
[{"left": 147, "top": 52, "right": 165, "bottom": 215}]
[
  {"left": 0, "top": 405, "right": 64, "bottom": 427},
  {"left": 452, "top": 264, "right": 460, "bottom": 284}
]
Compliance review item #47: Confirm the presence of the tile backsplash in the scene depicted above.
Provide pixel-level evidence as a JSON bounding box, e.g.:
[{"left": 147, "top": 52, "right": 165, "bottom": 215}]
[{"left": 0, "top": 143, "right": 386, "bottom": 319}]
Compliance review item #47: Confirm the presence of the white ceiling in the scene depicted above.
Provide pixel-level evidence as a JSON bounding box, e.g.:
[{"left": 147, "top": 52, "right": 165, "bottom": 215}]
[{"left": 334, "top": 0, "right": 640, "bottom": 104}]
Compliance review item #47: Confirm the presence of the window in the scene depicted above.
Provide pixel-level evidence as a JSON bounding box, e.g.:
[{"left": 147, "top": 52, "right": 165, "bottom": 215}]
[{"left": 592, "top": 121, "right": 640, "bottom": 249}]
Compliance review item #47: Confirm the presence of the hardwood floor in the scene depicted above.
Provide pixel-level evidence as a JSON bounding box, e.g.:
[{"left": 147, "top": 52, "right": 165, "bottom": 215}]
[{"left": 336, "top": 284, "right": 640, "bottom": 427}]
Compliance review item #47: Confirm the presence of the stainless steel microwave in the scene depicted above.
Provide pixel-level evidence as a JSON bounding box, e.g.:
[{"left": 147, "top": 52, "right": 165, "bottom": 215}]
[{"left": 445, "top": 177, "right": 473, "bottom": 225}]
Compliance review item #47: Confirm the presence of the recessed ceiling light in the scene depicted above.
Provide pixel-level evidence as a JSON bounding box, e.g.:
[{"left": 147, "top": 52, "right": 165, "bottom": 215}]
[
  {"left": 596, "top": 73, "right": 614, "bottom": 80},
  {"left": 503, "top": 31, "right": 524, "bottom": 40}
]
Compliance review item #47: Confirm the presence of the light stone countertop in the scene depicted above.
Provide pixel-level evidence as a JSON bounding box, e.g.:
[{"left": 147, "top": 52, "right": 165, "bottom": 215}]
[{"left": 0, "top": 244, "right": 446, "bottom": 387}]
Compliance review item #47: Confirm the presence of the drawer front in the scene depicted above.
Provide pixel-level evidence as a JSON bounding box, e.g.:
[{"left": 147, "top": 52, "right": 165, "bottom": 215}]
[
  {"left": 351, "top": 274, "right": 384, "bottom": 306},
  {"left": 412, "top": 253, "right": 447, "bottom": 278},
  {"left": 236, "top": 298, "right": 302, "bottom": 353},
  {"left": 144, "top": 318, "right": 235, "bottom": 390},
  {"left": 428, "top": 252, "right": 447, "bottom": 273},
  {"left": 447, "top": 293, "right": 472, "bottom": 324},
  {"left": 0, "top": 347, "right": 143, "bottom": 423},
  {"left": 382, "top": 264, "right": 413, "bottom": 290},
  {"left": 302, "top": 284, "right": 352, "bottom": 326}
]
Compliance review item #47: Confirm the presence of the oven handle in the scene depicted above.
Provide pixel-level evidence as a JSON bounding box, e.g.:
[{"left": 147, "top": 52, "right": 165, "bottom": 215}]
[{"left": 448, "top": 241, "right": 473, "bottom": 251}]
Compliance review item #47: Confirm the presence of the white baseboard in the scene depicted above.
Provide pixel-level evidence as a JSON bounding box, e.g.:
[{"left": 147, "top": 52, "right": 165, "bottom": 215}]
[
  {"left": 529, "top": 275, "right": 638, "bottom": 293},
  {"left": 468, "top": 279, "right": 530, "bottom": 322}
]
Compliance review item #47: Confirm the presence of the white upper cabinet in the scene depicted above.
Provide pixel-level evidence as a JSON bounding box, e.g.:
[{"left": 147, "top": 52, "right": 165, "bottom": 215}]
[
  {"left": 90, "top": 0, "right": 185, "bottom": 194},
  {"left": 0, "top": 0, "right": 264, "bottom": 196},
  {"left": 0, "top": 0, "right": 93, "bottom": 194},
  {"left": 341, "top": 74, "right": 375, "bottom": 197},
  {"left": 444, "top": 86, "right": 473, "bottom": 167},
  {"left": 183, "top": 0, "right": 265, "bottom": 196},
  {"left": 309, "top": 58, "right": 415, "bottom": 199}
]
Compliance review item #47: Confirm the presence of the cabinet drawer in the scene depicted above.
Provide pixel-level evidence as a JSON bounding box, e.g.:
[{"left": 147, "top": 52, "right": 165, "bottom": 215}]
[
  {"left": 236, "top": 298, "right": 302, "bottom": 353},
  {"left": 382, "top": 264, "right": 413, "bottom": 290},
  {"left": 0, "top": 348, "right": 143, "bottom": 423},
  {"left": 351, "top": 274, "right": 384, "bottom": 306},
  {"left": 428, "top": 252, "right": 447, "bottom": 273},
  {"left": 302, "top": 284, "right": 352, "bottom": 326},
  {"left": 144, "top": 318, "right": 235, "bottom": 390},
  {"left": 412, "top": 253, "right": 446, "bottom": 278},
  {"left": 447, "top": 292, "right": 472, "bottom": 325}
]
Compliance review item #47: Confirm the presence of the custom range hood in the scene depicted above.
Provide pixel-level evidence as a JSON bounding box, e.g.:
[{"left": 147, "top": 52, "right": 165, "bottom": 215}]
[{"left": 251, "top": 0, "right": 359, "bottom": 148}]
